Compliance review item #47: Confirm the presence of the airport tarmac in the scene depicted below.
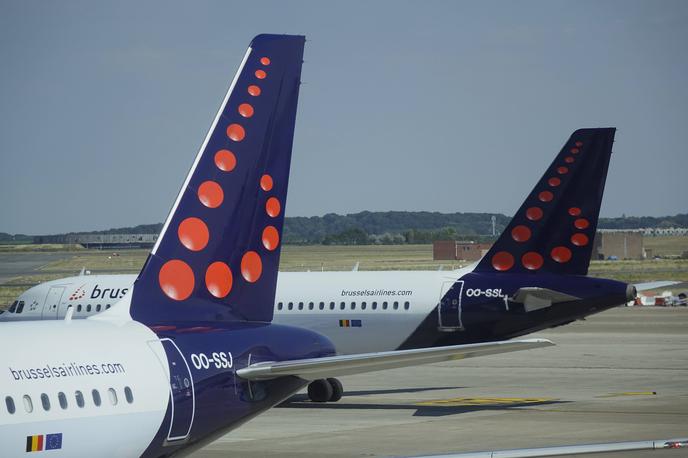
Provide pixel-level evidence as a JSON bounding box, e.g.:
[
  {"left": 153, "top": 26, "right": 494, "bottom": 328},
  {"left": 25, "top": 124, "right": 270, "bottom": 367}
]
[
  {"left": 0, "top": 252, "right": 73, "bottom": 284},
  {"left": 197, "top": 307, "right": 687, "bottom": 458}
]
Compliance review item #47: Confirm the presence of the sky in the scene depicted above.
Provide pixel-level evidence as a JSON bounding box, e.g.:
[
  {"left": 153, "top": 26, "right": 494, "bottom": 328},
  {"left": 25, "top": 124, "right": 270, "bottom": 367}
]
[{"left": 1, "top": 0, "right": 686, "bottom": 235}]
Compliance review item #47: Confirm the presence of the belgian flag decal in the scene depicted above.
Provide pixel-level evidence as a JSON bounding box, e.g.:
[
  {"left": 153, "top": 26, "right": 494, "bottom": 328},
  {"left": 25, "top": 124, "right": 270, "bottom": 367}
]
[{"left": 26, "top": 434, "right": 43, "bottom": 452}]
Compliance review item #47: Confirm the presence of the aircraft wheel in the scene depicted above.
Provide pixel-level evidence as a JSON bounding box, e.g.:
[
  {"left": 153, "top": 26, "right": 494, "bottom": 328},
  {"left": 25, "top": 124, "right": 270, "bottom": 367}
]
[
  {"left": 327, "top": 378, "right": 343, "bottom": 402},
  {"left": 307, "top": 379, "right": 333, "bottom": 402}
]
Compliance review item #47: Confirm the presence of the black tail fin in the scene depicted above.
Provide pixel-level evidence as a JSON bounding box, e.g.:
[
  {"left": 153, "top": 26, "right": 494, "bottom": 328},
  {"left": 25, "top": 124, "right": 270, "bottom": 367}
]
[{"left": 475, "top": 128, "right": 615, "bottom": 275}]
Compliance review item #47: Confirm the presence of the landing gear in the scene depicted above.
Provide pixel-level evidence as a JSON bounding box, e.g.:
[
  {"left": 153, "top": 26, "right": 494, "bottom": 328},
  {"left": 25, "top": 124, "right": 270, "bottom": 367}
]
[{"left": 307, "top": 378, "right": 343, "bottom": 402}]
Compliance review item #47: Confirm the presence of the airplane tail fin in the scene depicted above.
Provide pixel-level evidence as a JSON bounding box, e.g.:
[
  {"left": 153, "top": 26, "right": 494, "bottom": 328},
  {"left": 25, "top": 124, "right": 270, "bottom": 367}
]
[
  {"left": 130, "top": 34, "right": 305, "bottom": 325},
  {"left": 475, "top": 128, "right": 616, "bottom": 276}
]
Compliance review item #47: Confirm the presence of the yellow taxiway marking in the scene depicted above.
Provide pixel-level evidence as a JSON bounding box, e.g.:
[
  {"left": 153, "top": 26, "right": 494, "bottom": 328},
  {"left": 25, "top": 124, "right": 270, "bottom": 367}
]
[
  {"left": 596, "top": 391, "right": 657, "bottom": 398},
  {"left": 416, "top": 397, "right": 556, "bottom": 407}
]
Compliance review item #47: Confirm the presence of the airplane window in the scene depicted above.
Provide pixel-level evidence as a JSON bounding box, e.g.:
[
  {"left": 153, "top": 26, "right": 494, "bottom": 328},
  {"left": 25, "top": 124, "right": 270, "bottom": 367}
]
[
  {"left": 361, "top": 301, "right": 367, "bottom": 310},
  {"left": 404, "top": 301, "right": 410, "bottom": 310},
  {"left": 92, "top": 389, "right": 101, "bottom": 407},
  {"left": 372, "top": 301, "right": 378, "bottom": 310},
  {"left": 124, "top": 386, "right": 134, "bottom": 404},
  {"left": 5, "top": 396, "right": 15, "bottom": 414},
  {"left": 350, "top": 302, "right": 356, "bottom": 310},
  {"left": 329, "top": 302, "right": 335, "bottom": 310},
  {"left": 96, "top": 304, "right": 102, "bottom": 312},
  {"left": 40, "top": 393, "right": 50, "bottom": 411},
  {"left": 308, "top": 302, "right": 314, "bottom": 310},
  {"left": 87, "top": 305, "right": 92, "bottom": 312},
  {"left": 8, "top": 301, "right": 17, "bottom": 313},
  {"left": 23, "top": 395, "right": 33, "bottom": 413},
  {"left": 58, "top": 392, "right": 68, "bottom": 410},
  {"left": 393, "top": 301, "right": 399, "bottom": 310},
  {"left": 319, "top": 302, "right": 325, "bottom": 310},
  {"left": 77, "top": 304, "right": 82, "bottom": 312},
  {"left": 340, "top": 302, "right": 345, "bottom": 310},
  {"left": 75, "top": 390, "right": 85, "bottom": 408},
  {"left": 108, "top": 388, "right": 118, "bottom": 406},
  {"left": 382, "top": 301, "right": 388, "bottom": 310},
  {"left": 277, "top": 302, "right": 283, "bottom": 311},
  {"left": 287, "top": 302, "right": 293, "bottom": 310},
  {"left": 298, "top": 302, "right": 304, "bottom": 310},
  {"left": 106, "top": 304, "right": 111, "bottom": 309},
  {"left": 16, "top": 301, "right": 25, "bottom": 314}
]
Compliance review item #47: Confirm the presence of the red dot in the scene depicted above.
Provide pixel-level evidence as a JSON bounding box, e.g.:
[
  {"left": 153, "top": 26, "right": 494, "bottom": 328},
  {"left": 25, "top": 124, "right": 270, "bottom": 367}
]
[
  {"left": 571, "top": 233, "right": 589, "bottom": 247},
  {"left": 241, "top": 251, "right": 262, "bottom": 283},
  {"left": 214, "top": 150, "right": 236, "bottom": 172},
  {"left": 205, "top": 261, "right": 233, "bottom": 298},
  {"left": 570, "top": 147, "right": 580, "bottom": 154},
  {"left": 255, "top": 69, "right": 267, "bottom": 79},
  {"left": 178, "top": 217, "right": 209, "bottom": 251},
  {"left": 548, "top": 177, "right": 561, "bottom": 187},
  {"left": 522, "top": 252, "right": 544, "bottom": 270},
  {"left": 198, "top": 181, "right": 224, "bottom": 208},
  {"left": 238, "top": 103, "right": 254, "bottom": 118},
  {"left": 575, "top": 141, "right": 583, "bottom": 147},
  {"left": 568, "top": 207, "right": 581, "bottom": 216},
  {"left": 266, "top": 197, "right": 281, "bottom": 217},
  {"left": 511, "top": 225, "right": 531, "bottom": 242},
  {"left": 551, "top": 246, "right": 572, "bottom": 263},
  {"left": 260, "top": 57, "right": 271, "bottom": 65},
  {"left": 159, "top": 260, "right": 194, "bottom": 301},
  {"left": 565, "top": 156, "right": 575, "bottom": 163},
  {"left": 248, "top": 85, "right": 261, "bottom": 96},
  {"left": 539, "top": 191, "right": 554, "bottom": 202},
  {"left": 260, "top": 174, "right": 273, "bottom": 191},
  {"left": 557, "top": 166, "right": 569, "bottom": 175},
  {"left": 574, "top": 218, "right": 590, "bottom": 229},
  {"left": 491, "top": 251, "right": 514, "bottom": 271},
  {"left": 227, "top": 124, "right": 245, "bottom": 141},
  {"left": 262, "top": 226, "right": 280, "bottom": 251},
  {"left": 526, "top": 207, "right": 543, "bottom": 221}
]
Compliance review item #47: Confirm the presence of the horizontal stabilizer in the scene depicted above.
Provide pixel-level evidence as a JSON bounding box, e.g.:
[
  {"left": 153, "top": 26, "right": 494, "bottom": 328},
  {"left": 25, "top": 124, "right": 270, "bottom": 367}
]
[
  {"left": 511, "top": 287, "right": 580, "bottom": 312},
  {"left": 634, "top": 281, "right": 682, "bottom": 292},
  {"left": 236, "top": 339, "right": 553, "bottom": 381}
]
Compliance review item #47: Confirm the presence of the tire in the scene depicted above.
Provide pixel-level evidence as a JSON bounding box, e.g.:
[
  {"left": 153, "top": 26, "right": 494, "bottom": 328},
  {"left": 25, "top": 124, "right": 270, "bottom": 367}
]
[
  {"left": 307, "top": 379, "right": 333, "bottom": 402},
  {"left": 327, "top": 378, "right": 343, "bottom": 402}
]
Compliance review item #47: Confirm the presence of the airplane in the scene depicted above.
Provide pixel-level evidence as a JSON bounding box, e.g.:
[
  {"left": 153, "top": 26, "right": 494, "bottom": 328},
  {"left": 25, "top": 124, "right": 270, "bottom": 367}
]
[{"left": 0, "top": 34, "right": 554, "bottom": 456}]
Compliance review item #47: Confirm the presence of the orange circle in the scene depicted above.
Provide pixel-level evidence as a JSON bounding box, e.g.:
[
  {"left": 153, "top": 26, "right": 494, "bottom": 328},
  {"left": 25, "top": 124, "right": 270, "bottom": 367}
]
[
  {"left": 574, "top": 218, "right": 590, "bottom": 229},
  {"left": 568, "top": 207, "right": 582, "bottom": 216},
  {"left": 241, "top": 251, "right": 262, "bottom": 282},
  {"left": 255, "top": 69, "right": 267, "bottom": 79},
  {"left": 511, "top": 225, "right": 531, "bottom": 242},
  {"left": 205, "top": 261, "right": 233, "bottom": 298},
  {"left": 522, "top": 252, "right": 544, "bottom": 270},
  {"left": 260, "top": 174, "right": 273, "bottom": 191},
  {"left": 266, "top": 197, "right": 281, "bottom": 217},
  {"left": 491, "top": 251, "right": 514, "bottom": 271},
  {"left": 198, "top": 181, "right": 224, "bottom": 208},
  {"left": 526, "top": 207, "right": 543, "bottom": 221},
  {"left": 260, "top": 57, "right": 271, "bottom": 65},
  {"left": 159, "top": 259, "right": 194, "bottom": 301},
  {"left": 570, "top": 147, "right": 580, "bottom": 154},
  {"left": 262, "top": 226, "right": 280, "bottom": 251},
  {"left": 551, "top": 246, "right": 572, "bottom": 263},
  {"left": 238, "top": 103, "right": 254, "bottom": 118},
  {"left": 548, "top": 177, "right": 561, "bottom": 187},
  {"left": 539, "top": 191, "right": 554, "bottom": 202},
  {"left": 226, "top": 124, "right": 245, "bottom": 141},
  {"left": 571, "top": 233, "right": 589, "bottom": 247},
  {"left": 248, "top": 85, "right": 261, "bottom": 96},
  {"left": 214, "top": 149, "right": 236, "bottom": 172},
  {"left": 565, "top": 156, "right": 575, "bottom": 164},
  {"left": 575, "top": 141, "right": 583, "bottom": 147},
  {"left": 557, "top": 166, "right": 569, "bottom": 175},
  {"left": 178, "top": 217, "right": 209, "bottom": 251}
]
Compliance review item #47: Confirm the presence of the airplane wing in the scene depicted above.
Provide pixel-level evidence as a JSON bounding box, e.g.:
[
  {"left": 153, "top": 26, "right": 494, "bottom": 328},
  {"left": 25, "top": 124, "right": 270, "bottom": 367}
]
[
  {"left": 634, "top": 281, "right": 682, "bottom": 292},
  {"left": 510, "top": 287, "right": 580, "bottom": 312},
  {"left": 236, "top": 339, "right": 553, "bottom": 381}
]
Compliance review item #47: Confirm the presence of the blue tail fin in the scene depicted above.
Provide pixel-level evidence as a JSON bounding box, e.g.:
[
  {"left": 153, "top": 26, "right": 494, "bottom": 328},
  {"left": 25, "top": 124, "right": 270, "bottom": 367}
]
[
  {"left": 475, "top": 128, "right": 616, "bottom": 276},
  {"left": 130, "top": 34, "right": 305, "bottom": 324}
]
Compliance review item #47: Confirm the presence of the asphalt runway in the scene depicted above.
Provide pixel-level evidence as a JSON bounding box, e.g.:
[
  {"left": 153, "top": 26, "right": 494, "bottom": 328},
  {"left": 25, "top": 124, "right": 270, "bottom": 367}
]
[
  {"left": 0, "top": 252, "right": 73, "bottom": 284},
  {"left": 197, "top": 307, "right": 688, "bottom": 458}
]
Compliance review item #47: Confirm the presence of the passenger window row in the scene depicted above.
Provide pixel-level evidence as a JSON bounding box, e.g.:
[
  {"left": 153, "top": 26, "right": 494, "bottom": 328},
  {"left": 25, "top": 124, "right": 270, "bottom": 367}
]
[
  {"left": 4, "top": 386, "right": 134, "bottom": 415},
  {"left": 75, "top": 304, "right": 111, "bottom": 313},
  {"left": 277, "top": 300, "right": 411, "bottom": 312}
]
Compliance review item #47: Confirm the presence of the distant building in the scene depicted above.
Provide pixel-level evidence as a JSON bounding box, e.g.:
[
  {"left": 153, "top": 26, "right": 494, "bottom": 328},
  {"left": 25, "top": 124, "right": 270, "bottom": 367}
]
[
  {"left": 433, "top": 240, "right": 491, "bottom": 261},
  {"left": 34, "top": 233, "right": 158, "bottom": 249},
  {"left": 592, "top": 231, "right": 643, "bottom": 260}
]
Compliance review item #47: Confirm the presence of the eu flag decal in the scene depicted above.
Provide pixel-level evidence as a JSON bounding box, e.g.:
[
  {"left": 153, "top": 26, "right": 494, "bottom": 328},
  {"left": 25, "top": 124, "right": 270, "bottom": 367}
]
[{"left": 46, "top": 433, "right": 62, "bottom": 450}]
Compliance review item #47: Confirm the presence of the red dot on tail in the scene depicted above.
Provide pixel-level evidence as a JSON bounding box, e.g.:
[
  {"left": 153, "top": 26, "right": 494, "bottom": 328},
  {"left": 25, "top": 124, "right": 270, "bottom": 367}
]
[
  {"left": 255, "top": 69, "right": 267, "bottom": 79},
  {"left": 568, "top": 207, "right": 581, "bottom": 216},
  {"left": 260, "top": 174, "right": 273, "bottom": 191},
  {"left": 522, "top": 252, "right": 544, "bottom": 270},
  {"left": 511, "top": 225, "right": 531, "bottom": 242},
  {"left": 262, "top": 226, "right": 280, "bottom": 251},
  {"left": 238, "top": 103, "right": 254, "bottom": 118},
  {"left": 570, "top": 148, "right": 580, "bottom": 154},
  {"left": 491, "top": 251, "right": 514, "bottom": 271},
  {"left": 227, "top": 124, "right": 245, "bottom": 141},
  {"left": 539, "top": 191, "right": 554, "bottom": 202},
  {"left": 565, "top": 156, "right": 575, "bottom": 164},
  {"left": 241, "top": 251, "right": 262, "bottom": 283},
  {"left": 575, "top": 141, "right": 583, "bottom": 147},
  {"left": 214, "top": 150, "right": 236, "bottom": 172},
  {"left": 574, "top": 218, "right": 590, "bottom": 229},
  {"left": 178, "top": 217, "right": 209, "bottom": 251},
  {"left": 548, "top": 177, "right": 561, "bottom": 187},
  {"left": 551, "top": 246, "right": 572, "bottom": 263},
  {"left": 260, "top": 57, "right": 270, "bottom": 65},
  {"left": 557, "top": 166, "right": 569, "bottom": 175},
  {"left": 205, "top": 261, "right": 233, "bottom": 298},
  {"left": 526, "top": 207, "right": 543, "bottom": 221},
  {"left": 248, "top": 85, "right": 261, "bottom": 96},
  {"left": 266, "top": 197, "right": 281, "bottom": 217},
  {"left": 571, "top": 233, "right": 589, "bottom": 247},
  {"left": 159, "top": 260, "right": 195, "bottom": 301},
  {"left": 198, "top": 181, "right": 224, "bottom": 208}
]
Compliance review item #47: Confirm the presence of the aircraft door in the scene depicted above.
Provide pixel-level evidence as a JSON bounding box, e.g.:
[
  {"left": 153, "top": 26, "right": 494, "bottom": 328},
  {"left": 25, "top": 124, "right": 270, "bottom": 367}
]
[
  {"left": 159, "top": 339, "right": 195, "bottom": 442},
  {"left": 438, "top": 280, "right": 464, "bottom": 331},
  {"left": 42, "top": 286, "right": 64, "bottom": 319}
]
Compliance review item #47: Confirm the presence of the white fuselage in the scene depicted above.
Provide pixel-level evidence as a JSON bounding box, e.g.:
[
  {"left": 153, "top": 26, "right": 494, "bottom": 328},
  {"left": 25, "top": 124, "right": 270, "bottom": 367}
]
[{"left": 2, "top": 269, "right": 471, "bottom": 354}]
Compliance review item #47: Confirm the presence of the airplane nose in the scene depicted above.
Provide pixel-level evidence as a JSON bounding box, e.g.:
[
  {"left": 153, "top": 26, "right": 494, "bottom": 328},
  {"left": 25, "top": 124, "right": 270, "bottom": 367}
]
[{"left": 626, "top": 284, "right": 637, "bottom": 302}]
